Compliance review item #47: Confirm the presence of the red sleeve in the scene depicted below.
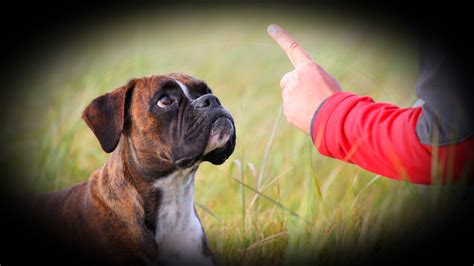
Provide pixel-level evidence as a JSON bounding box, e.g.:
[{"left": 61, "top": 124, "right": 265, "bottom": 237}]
[{"left": 311, "top": 92, "right": 474, "bottom": 184}]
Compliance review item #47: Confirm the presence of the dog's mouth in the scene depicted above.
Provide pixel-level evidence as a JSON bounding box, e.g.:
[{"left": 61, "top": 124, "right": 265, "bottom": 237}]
[
  {"left": 173, "top": 116, "right": 235, "bottom": 169},
  {"left": 203, "top": 117, "right": 234, "bottom": 155}
]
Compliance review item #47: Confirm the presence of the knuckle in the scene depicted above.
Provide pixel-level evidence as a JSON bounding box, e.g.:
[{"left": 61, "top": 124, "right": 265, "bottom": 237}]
[
  {"left": 287, "top": 41, "right": 300, "bottom": 52},
  {"left": 284, "top": 112, "right": 294, "bottom": 124},
  {"left": 282, "top": 103, "right": 293, "bottom": 117},
  {"left": 280, "top": 72, "right": 293, "bottom": 88},
  {"left": 293, "top": 71, "right": 300, "bottom": 81}
]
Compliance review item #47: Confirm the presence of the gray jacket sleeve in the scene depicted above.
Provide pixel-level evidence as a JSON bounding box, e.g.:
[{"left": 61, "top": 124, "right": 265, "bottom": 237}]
[{"left": 415, "top": 38, "right": 474, "bottom": 146}]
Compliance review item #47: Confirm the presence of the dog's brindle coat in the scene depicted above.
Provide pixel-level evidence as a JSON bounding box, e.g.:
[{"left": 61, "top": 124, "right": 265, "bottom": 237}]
[{"left": 31, "top": 73, "right": 236, "bottom": 265}]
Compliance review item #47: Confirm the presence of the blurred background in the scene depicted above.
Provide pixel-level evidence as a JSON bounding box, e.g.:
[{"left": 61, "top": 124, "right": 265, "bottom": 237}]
[{"left": 1, "top": 5, "right": 470, "bottom": 265}]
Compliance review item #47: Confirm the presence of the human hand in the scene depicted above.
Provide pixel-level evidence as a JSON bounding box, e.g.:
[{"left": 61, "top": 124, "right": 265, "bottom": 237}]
[{"left": 267, "top": 24, "right": 342, "bottom": 135}]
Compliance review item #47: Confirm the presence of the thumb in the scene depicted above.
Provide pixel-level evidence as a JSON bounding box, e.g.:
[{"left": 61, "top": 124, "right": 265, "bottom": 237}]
[{"left": 280, "top": 71, "right": 294, "bottom": 89}]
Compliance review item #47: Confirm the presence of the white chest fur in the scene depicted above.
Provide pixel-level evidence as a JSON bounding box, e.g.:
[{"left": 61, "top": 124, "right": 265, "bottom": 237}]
[{"left": 153, "top": 169, "right": 213, "bottom": 266}]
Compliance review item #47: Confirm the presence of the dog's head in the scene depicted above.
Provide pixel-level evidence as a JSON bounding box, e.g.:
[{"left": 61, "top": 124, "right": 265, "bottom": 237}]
[{"left": 82, "top": 73, "right": 236, "bottom": 177}]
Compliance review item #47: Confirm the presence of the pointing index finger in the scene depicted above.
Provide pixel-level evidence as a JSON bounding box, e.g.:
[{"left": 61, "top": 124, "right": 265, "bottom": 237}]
[{"left": 267, "top": 24, "right": 314, "bottom": 67}]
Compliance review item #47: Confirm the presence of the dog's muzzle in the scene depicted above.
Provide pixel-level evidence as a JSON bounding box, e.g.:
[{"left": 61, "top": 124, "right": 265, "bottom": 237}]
[
  {"left": 190, "top": 94, "right": 234, "bottom": 155},
  {"left": 204, "top": 117, "right": 234, "bottom": 154}
]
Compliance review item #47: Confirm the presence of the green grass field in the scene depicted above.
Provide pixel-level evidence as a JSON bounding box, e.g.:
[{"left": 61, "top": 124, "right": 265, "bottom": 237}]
[{"left": 4, "top": 7, "right": 463, "bottom": 265}]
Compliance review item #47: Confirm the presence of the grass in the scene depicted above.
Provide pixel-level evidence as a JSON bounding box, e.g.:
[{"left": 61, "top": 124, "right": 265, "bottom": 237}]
[{"left": 2, "top": 6, "right": 465, "bottom": 265}]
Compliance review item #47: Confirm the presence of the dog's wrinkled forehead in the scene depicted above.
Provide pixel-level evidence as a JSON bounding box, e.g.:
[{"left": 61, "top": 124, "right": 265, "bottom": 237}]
[{"left": 145, "top": 73, "right": 212, "bottom": 100}]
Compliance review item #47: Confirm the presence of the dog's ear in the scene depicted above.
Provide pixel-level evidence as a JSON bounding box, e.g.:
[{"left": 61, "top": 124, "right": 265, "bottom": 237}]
[{"left": 82, "top": 80, "right": 135, "bottom": 153}]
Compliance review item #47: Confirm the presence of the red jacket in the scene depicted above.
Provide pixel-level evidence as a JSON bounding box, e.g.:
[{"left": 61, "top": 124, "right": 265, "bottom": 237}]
[{"left": 311, "top": 92, "right": 474, "bottom": 184}]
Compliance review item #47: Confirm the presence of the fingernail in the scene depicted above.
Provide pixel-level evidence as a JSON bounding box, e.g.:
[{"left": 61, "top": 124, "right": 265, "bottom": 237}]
[{"left": 267, "top": 24, "right": 280, "bottom": 36}]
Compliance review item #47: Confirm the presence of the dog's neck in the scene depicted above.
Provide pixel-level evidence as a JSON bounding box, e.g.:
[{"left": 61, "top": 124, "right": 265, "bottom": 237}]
[
  {"left": 99, "top": 139, "right": 213, "bottom": 265},
  {"left": 152, "top": 168, "right": 212, "bottom": 265},
  {"left": 99, "top": 139, "right": 161, "bottom": 232}
]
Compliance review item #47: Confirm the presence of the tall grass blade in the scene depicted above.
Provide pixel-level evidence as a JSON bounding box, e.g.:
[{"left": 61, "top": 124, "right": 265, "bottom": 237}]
[
  {"left": 352, "top": 175, "right": 381, "bottom": 209},
  {"left": 257, "top": 106, "right": 282, "bottom": 189},
  {"left": 196, "top": 202, "right": 222, "bottom": 222},
  {"left": 232, "top": 176, "right": 311, "bottom": 224}
]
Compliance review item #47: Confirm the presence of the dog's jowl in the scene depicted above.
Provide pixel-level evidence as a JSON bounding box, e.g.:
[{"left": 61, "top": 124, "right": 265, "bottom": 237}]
[{"left": 30, "top": 73, "right": 236, "bottom": 265}]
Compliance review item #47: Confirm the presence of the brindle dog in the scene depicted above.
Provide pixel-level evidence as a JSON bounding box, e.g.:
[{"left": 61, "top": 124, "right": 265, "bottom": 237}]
[{"left": 31, "top": 73, "right": 236, "bottom": 265}]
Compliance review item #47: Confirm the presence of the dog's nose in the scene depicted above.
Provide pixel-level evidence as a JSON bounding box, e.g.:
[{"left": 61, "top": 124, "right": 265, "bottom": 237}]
[{"left": 192, "top": 94, "right": 221, "bottom": 108}]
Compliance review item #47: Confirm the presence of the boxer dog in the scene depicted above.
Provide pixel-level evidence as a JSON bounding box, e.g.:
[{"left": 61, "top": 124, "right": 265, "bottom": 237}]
[{"left": 31, "top": 73, "right": 236, "bottom": 265}]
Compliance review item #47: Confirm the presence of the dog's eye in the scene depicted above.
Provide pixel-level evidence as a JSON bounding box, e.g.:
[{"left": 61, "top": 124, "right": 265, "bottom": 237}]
[{"left": 157, "top": 96, "right": 175, "bottom": 108}]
